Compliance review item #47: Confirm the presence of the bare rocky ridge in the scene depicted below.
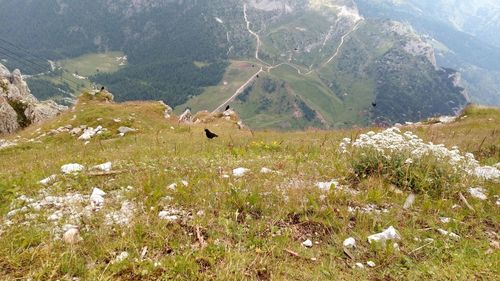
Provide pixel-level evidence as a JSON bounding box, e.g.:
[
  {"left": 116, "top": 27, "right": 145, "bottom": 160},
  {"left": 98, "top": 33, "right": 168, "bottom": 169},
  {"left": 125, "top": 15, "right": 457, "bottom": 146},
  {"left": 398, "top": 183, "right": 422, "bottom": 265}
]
[{"left": 0, "top": 63, "right": 67, "bottom": 134}]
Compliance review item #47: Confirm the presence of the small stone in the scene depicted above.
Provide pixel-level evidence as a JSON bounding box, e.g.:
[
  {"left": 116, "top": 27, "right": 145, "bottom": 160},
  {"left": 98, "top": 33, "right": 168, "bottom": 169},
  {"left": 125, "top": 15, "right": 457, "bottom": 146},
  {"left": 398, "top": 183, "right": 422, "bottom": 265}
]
[
  {"left": 61, "top": 163, "right": 84, "bottom": 174},
  {"left": 343, "top": 237, "right": 356, "bottom": 249},
  {"left": 439, "top": 217, "right": 451, "bottom": 223},
  {"left": 468, "top": 187, "right": 487, "bottom": 200},
  {"left": 403, "top": 193, "right": 416, "bottom": 209},
  {"left": 114, "top": 251, "right": 129, "bottom": 263},
  {"left": 368, "top": 226, "right": 401, "bottom": 244},
  {"left": 167, "top": 183, "right": 177, "bottom": 190},
  {"left": 92, "top": 162, "right": 112, "bottom": 172},
  {"left": 48, "top": 210, "right": 63, "bottom": 221},
  {"left": 63, "top": 227, "right": 82, "bottom": 245},
  {"left": 315, "top": 180, "right": 338, "bottom": 191},
  {"left": 90, "top": 187, "right": 106, "bottom": 209},
  {"left": 355, "top": 263, "right": 365, "bottom": 269},
  {"left": 159, "top": 211, "right": 179, "bottom": 221},
  {"left": 260, "top": 167, "right": 273, "bottom": 174},
  {"left": 302, "top": 239, "right": 313, "bottom": 248},
  {"left": 40, "top": 174, "right": 57, "bottom": 185},
  {"left": 437, "top": 229, "right": 460, "bottom": 240},
  {"left": 118, "top": 126, "right": 136, "bottom": 134},
  {"left": 367, "top": 261, "right": 376, "bottom": 268},
  {"left": 233, "top": 167, "right": 250, "bottom": 177},
  {"left": 181, "top": 180, "right": 188, "bottom": 187}
]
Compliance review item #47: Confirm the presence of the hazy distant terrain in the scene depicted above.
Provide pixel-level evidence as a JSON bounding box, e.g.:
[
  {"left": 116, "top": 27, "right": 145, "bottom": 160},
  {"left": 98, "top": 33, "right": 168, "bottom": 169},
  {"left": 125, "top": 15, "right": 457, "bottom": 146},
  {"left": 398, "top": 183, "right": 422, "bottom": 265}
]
[{"left": 3, "top": 0, "right": 494, "bottom": 128}]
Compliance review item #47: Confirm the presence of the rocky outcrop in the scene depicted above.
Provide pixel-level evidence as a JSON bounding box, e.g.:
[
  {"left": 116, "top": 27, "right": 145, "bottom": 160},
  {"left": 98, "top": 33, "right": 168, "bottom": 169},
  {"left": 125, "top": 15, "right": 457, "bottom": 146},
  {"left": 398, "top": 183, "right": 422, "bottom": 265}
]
[
  {"left": 158, "top": 101, "right": 173, "bottom": 119},
  {"left": 178, "top": 109, "right": 192, "bottom": 123},
  {"left": 25, "top": 101, "right": 68, "bottom": 124},
  {"left": 0, "top": 96, "right": 20, "bottom": 133},
  {"left": 0, "top": 63, "right": 67, "bottom": 134}
]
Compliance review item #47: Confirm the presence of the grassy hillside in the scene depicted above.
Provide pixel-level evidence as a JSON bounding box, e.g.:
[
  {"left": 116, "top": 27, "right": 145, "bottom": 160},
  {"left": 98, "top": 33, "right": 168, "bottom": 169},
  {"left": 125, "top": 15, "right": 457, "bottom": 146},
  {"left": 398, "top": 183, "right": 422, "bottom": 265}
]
[
  {"left": 26, "top": 52, "right": 127, "bottom": 103},
  {"left": 0, "top": 99, "right": 498, "bottom": 280}
]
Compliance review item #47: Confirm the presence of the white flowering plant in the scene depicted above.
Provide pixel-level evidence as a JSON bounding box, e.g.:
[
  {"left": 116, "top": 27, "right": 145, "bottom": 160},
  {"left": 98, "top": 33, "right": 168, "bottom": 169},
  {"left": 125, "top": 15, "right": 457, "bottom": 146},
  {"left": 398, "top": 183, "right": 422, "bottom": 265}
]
[{"left": 340, "top": 128, "right": 499, "bottom": 196}]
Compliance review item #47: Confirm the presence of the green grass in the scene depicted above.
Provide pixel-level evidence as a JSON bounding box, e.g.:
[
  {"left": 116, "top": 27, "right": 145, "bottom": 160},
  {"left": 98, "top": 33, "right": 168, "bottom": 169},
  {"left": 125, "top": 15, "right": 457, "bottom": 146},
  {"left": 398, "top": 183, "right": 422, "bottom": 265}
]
[
  {"left": 35, "top": 52, "right": 127, "bottom": 95},
  {"left": 0, "top": 101, "right": 499, "bottom": 280},
  {"left": 176, "top": 60, "right": 262, "bottom": 113}
]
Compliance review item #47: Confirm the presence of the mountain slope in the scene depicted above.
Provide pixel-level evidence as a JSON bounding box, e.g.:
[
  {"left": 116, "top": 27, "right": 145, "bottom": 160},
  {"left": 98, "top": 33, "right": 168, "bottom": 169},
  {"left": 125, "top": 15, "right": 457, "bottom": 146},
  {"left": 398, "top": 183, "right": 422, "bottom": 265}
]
[
  {"left": 356, "top": 0, "right": 500, "bottom": 106},
  {"left": 0, "top": 0, "right": 469, "bottom": 128}
]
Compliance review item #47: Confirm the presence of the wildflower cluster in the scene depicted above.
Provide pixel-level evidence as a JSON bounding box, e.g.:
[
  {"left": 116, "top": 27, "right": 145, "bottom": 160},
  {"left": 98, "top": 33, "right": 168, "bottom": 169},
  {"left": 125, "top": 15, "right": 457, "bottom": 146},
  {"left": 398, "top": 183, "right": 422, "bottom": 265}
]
[{"left": 340, "top": 127, "right": 500, "bottom": 195}]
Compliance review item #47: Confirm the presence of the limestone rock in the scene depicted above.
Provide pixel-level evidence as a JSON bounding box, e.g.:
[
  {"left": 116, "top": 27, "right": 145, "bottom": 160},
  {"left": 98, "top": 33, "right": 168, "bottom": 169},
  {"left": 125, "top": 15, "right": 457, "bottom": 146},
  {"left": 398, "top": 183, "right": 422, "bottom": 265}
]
[
  {"left": 97, "top": 89, "right": 114, "bottom": 102},
  {"left": 24, "top": 100, "right": 67, "bottom": 124},
  {"left": 0, "top": 63, "right": 10, "bottom": 77},
  {"left": 0, "top": 63, "right": 67, "bottom": 133},
  {"left": 9, "top": 69, "right": 36, "bottom": 103},
  {"left": 63, "top": 227, "right": 83, "bottom": 244},
  {"left": 178, "top": 109, "right": 192, "bottom": 123},
  {"left": 0, "top": 96, "right": 20, "bottom": 133},
  {"left": 159, "top": 101, "right": 173, "bottom": 119}
]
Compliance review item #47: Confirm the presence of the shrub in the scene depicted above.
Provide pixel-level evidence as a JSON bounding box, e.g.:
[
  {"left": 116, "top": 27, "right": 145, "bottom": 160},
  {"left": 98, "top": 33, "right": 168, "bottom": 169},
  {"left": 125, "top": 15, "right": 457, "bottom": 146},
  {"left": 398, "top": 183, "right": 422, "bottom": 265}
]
[{"left": 340, "top": 127, "right": 499, "bottom": 197}]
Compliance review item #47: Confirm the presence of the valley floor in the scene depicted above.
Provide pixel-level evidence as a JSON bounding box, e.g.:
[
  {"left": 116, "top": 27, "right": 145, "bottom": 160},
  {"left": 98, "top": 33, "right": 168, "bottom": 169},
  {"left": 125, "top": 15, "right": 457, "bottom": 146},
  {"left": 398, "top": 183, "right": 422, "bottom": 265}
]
[{"left": 0, "top": 100, "right": 499, "bottom": 280}]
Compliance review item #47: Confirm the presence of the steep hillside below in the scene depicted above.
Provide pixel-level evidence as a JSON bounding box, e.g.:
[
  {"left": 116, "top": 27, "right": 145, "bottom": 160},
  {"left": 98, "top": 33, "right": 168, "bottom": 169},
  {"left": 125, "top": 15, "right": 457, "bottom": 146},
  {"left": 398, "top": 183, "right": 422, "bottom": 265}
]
[
  {"left": 356, "top": 0, "right": 500, "bottom": 106},
  {"left": 0, "top": 0, "right": 469, "bottom": 129}
]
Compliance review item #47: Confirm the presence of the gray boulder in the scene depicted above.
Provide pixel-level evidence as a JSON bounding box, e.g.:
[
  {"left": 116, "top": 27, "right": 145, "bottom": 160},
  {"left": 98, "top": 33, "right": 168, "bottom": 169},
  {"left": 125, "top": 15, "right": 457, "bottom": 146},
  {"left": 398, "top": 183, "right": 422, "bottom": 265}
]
[
  {"left": 25, "top": 101, "right": 68, "bottom": 124},
  {"left": 0, "top": 96, "right": 20, "bottom": 133},
  {"left": 0, "top": 63, "right": 67, "bottom": 134}
]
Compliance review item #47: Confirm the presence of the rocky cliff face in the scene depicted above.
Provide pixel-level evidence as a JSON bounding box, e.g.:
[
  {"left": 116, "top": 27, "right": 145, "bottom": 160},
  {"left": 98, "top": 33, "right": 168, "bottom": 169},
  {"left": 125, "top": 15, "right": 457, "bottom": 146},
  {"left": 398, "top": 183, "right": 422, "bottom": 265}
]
[{"left": 0, "top": 63, "right": 67, "bottom": 134}]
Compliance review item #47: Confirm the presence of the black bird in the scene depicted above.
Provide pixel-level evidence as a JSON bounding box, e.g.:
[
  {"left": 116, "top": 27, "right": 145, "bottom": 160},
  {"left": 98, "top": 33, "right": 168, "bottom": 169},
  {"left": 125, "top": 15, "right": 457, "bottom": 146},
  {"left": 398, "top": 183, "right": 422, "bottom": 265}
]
[
  {"left": 205, "top": 129, "right": 218, "bottom": 139},
  {"left": 225, "top": 105, "right": 230, "bottom": 111},
  {"left": 256, "top": 75, "right": 259, "bottom": 78},
  {"left": 101, "top": 86, "right": 105, "bottom": 91},
  {"left": 371, "top": 102, "right": 377, "bottom": 107}
]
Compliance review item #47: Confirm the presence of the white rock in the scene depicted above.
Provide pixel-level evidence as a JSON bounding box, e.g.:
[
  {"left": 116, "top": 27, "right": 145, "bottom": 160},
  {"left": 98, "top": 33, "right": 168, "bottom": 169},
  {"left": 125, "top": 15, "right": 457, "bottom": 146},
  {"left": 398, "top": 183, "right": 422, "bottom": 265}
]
[
  {"left": 315, "top": 180, "right": 338, "bottom": 191},
  {"left": 39, "top": 174, "right": 57, "bottom": 185},
  {"left": 367, "top": 261, "right": 376, "bottom": 268},
  {"left": 181, "top": 180, "right": 189, "bottom": 187},
  {"left": 437, "top": 229, "right": 460, "bottom": 240},
  {"left": 439, "top": 217, "right": 451, "bottom": 223},
  {"left": 92, "top": 162, "right": 112, "bottom": 172},
  {"left": 302, "top": 239, "right": 313, "bottom": 248},
  {"left": 118, "top": 126, "right": 136, "bottom": 134},
  {"left": 468, "top": 187, "right": 487, "bottom": 200},
  {"left": 114, "top": 251, "right": 129, "bottom": 263},
  {"left": 140, "top": 246, "right": 148, "bottom": 260},
  {"left": 233, "top": 167, "right": 250, "bottom": 177},
  {"left": 368, "top": 226, "right": 401, "bottom": 244},
  {"left": 260, "top": 167, "right": 273, "bottom": 174},
  {"left": 167, "top": 183, "right": 177, "bottom": 190},
  {"left": 105, "top": 201, "right": 135, "bottom": 226},
  {"left": 48, "top": 210, "right": 63, "bottom": 221},
  {"left": 355, "top": 263, "right": 365, "bottom": 269},
  {"left": 158, "top": 211, "right": 179, "bottom": 222},
  {"left": 78, "top": 126, "right": 103, "bottom": 141},
  {"left": 343, "top": 237, "right": 356, "bottom": 249},
  {"left": 90, "top": 187, "right": 106, "bottom": 208},
  {"left": 403, "top": 193, "right": 416, "bottom": 209},
  {"left": 438, "top": 116, "right": 456, "bottom": 124},
  {"left": 61, "top": 163, "right": 84, "bottom": 174},
  {"left": 63, "top": 227, "right": 82, "bottom": 244}
]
